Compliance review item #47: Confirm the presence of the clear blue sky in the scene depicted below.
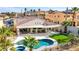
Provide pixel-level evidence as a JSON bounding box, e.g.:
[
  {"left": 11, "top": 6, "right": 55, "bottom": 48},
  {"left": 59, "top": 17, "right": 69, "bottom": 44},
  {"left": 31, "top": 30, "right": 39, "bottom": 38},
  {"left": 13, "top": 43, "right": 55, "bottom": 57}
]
[{"left": 0, "top": 7, "right": 72, "bottom": 13}]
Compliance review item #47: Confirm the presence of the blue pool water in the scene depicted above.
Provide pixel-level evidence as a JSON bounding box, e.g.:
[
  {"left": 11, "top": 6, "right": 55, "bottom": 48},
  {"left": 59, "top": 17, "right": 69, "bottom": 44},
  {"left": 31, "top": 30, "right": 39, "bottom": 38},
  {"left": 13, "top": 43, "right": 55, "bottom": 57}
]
[
  {"left": 16, "top": 39, "right": 54, "bottom": 51},
  {"left": 33, "top": 39, "right": 54, "bottom": 49},
  {"left": 16, "top": 46, "right": 25, "bottom": 51}
]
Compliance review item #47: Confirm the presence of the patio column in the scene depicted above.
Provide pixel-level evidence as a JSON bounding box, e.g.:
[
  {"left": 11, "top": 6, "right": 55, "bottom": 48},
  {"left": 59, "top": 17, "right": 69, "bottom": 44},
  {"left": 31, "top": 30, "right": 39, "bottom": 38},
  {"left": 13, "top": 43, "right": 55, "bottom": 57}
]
[
  {"left": 45, "top": 28, "right": 48, "bottom": 32},
  {"left": 53, "top": 28, "right": 55, "bottom": 32},
  {"left": 54, "top": 28, "right": 57, "bottom": 32},
  {"left": 36, "top": 28, "right": 38, "bottom": 33},
  {"left": 27, "top": 28, "right": 30, "bottom": 33},
  {"left": 51, "top": 28, "right": 54, "bottom": 31},
  {"left": 17, "top": 28, "right": 20, "bottom": 35},
  {"left": 58, "top": 27, "right": 60, "bottom": 32},
  {"left": 30, "top": 28, "right": 33, "bottom": 33}
]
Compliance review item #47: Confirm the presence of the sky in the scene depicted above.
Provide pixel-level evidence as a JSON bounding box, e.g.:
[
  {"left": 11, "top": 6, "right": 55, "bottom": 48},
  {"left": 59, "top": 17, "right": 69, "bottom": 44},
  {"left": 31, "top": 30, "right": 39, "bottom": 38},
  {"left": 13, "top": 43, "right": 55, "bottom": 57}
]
[{"left": 0, "top": 7, "right": 72, "bottom": 13}]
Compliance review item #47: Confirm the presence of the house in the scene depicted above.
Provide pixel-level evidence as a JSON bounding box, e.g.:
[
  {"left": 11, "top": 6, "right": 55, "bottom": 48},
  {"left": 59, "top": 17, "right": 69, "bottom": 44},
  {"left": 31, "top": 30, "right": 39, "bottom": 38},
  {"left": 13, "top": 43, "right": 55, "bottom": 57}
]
[{"left": 14, "top": 16, "right": 61, "bottom": 35}]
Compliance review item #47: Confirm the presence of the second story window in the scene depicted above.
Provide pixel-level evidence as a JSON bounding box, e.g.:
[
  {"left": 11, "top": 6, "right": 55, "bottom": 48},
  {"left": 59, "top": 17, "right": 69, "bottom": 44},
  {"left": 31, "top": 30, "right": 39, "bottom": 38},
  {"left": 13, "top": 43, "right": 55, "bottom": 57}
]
[
  {"left": 64, "top": 15, "right": 66, "bottom": 17},
  {"left": 58, "top": 16, "right": 60, "bottom": 18},
  {"left": 64, "top": 15, "right": 70, "bottom": 18},
  {"left": 67, "top": 15, "right": 70, "bottom": 17},
  {"left": 54, "top": 16, "right": 56, "bottom": 17}
]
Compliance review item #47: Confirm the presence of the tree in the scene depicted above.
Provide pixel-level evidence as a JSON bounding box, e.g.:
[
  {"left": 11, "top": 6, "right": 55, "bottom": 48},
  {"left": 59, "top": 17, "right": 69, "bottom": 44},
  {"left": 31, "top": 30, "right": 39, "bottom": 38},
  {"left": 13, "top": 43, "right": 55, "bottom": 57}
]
[
  {"left": 0, "top": 27, "right": 15, "bottom": 37},
  {"left": 30, "top": 9, "right": 33, "bottom": 13},
  {"left": 30, "top": 9, "right": 33, "bottom": 15},
  {"left": 0, "top": 36, "right": 14, "bottom": 51},
  {"left": 68, "top": 33, "right": 78, "bottom": 46},
  {"left": 48, "top": 9, "right": 53, "bottom": 14},
  {"left": 62, "top": 20, "right": 72, "bottom": 33},
  {"left": 65, "top": 7, "right": 69, "bottom": 20},
  {"left": 6, "top": 12, "right": 16, "bottom": 18},
  {"left": 72, "top": 7, "right": 79, "bottom": 26},
  {"left": 17, "top": 35, "right": 38, "bottom": 51},
  {"left": 0, "top": 27, "right": 15, "bottom": 51},
  {"left": 10, "top": 47, "right": 16, "bottom": 51},
  {"left": 38, "top": 8, "right": 41, "bottom": 11},
  {"left": 24, "top": 8, "right": 27, "bottom": 13},
  {"left": 1, "top": 39, "right": 14, "bottom": 51},
  {"left": 33, "top": 9, "right": 36, "bottom": 12},
  {"left": 24, "top": 8, "right": 27, "bottom": 16}
]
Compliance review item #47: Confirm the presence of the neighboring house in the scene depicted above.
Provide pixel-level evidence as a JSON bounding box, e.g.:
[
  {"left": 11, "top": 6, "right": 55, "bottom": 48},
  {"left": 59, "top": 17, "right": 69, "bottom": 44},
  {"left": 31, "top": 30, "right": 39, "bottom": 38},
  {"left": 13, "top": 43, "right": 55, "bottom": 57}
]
[
  {"left": 44, "top": 11, "right": 79, "bottom": 35},
  {"left": 45, "top": 11, "right": 79, "bottom": 26},
  {"left": 3, "top": 18, "right": 14, "bottom": 27},
  {"left": 45, "top": 12, "right": 73, "bottom": 24}
]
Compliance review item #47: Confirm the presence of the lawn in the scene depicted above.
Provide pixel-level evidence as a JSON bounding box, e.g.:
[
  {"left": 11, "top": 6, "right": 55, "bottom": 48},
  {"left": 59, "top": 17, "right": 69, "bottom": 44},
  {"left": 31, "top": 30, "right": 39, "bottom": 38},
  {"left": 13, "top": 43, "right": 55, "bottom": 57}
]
[{"left": 49, "top": 34, "right": 70, "bottom": 44}]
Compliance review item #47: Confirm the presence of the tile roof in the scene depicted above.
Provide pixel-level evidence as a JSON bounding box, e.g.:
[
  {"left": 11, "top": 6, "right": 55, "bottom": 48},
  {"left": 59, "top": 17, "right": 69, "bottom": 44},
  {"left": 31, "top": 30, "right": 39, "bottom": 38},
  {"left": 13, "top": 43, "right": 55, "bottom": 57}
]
[{"left": 15, "top": 16, "right": 61, "bottom": 28}]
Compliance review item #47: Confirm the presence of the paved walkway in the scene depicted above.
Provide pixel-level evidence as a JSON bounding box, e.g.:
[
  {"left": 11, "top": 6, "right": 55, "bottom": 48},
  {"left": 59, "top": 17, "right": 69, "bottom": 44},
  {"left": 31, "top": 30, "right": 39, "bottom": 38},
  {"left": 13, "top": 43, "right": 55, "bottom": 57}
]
[{"left": 14, "top": 31, "right": 59, "bottom": 43}]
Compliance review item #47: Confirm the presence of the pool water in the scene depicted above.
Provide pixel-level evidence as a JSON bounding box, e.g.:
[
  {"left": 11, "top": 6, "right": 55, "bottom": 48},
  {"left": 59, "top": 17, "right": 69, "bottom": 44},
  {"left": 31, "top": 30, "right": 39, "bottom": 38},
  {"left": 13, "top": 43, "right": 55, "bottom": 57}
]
[
  {"left": 16, "top": 39, "right": 54, "bottom": 51},
  {"left": 16, "top": 46, "right": 25, "bottom": 51},
  {"left": 33, "top": 39, "right": 54, "bottom": 49}
]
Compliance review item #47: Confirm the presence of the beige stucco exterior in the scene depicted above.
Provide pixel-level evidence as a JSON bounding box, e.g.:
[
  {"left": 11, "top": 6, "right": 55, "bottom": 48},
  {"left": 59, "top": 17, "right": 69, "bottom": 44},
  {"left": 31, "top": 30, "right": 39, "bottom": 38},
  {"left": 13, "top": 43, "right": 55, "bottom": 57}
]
[{"left": 45, "top": 12, "right": 79, "bottom": 26}]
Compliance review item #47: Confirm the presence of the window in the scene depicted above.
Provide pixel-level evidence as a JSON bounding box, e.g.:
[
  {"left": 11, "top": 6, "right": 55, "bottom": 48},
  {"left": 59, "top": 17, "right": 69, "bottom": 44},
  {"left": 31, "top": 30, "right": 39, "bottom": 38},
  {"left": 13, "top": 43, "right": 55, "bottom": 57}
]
[
  {"left": 64, "top": 16, "right": 66, "bottom": 17},
  {"left": 58, "top": 16, "right": 59, "bottom": 17},
  {"left": 73, "top": 22, "right": 75, "bottom": 26},
  {"left": 67, "top": 15, "right": 70, "bottom": 17},
  {"left": 64, "top": 15, "right": 70, "bottom": 17},
  {"left": 54, "top": 16, "right": 56, "bottom": 17}
]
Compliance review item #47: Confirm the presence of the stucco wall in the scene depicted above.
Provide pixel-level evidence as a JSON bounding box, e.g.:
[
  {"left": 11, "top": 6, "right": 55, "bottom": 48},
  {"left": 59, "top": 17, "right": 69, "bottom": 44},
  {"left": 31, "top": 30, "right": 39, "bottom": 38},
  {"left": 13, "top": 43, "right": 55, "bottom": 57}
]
[{"left": 67, "top": 26, "right": 78, "bottom": 35}]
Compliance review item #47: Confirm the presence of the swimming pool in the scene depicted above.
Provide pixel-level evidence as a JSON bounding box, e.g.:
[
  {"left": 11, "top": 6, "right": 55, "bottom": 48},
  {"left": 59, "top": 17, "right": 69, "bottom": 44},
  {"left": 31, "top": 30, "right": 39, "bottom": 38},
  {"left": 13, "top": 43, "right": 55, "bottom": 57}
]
[
  {"left": 16, "top": 46, "right": 25, "bottom": 51},
  {"left": 33, "top": 39, "right": 54, "bottom": 49},
  {"left": 16, "top": 38, "right": 55, "bottom": 51}
]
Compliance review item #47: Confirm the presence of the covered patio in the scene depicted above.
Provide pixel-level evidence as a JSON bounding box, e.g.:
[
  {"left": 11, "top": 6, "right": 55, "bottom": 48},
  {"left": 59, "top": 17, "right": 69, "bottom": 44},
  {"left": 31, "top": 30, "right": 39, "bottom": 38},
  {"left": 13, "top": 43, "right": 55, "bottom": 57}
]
[
  {"left": 15, "top": 16, "right": 62, "bottom": 35},
  {"left": 16, "top": 25, "right": 61, "bottom": 35}
]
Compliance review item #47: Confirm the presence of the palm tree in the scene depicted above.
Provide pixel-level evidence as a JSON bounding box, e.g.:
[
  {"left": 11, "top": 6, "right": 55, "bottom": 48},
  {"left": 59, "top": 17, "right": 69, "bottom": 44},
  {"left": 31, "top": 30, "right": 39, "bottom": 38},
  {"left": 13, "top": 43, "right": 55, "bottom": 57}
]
[
  {"left": 38, "top": 8, "right": 41, "bottom": 16},
  {"left": 38, "top": 8, "right": 41, "bottom": 11},
  {"left": 72, "top": 7, "right": 79, "bottom": 26},
  {"left": 65, "top": 7, "right": 69, "bottom": 20},
  {"left": 62, "top": 20, "right": 72, "bottom": 33},
  {"left": 1, "top": 39, "right": 14, "bottom": 51},
  {"left": 17, "top": 35, "right": 38, "bottom": 51},
  {"left": 30, "top": 9, "right": 33, "bottom": 12},
  {"left": 33, "top": 9, "right": 36, "bottom": 16},
  {"left": 30, "top": 9, "right": 33, "bottom": 15},
  {"left": 33, "top": 9, "right": 36, "bottom": 12},
  {"left": 48, "top": 9, "right": 53, "bottom": 14},
  {"left": 0, "top": 27, "right": 15, "bottom": 51},
  {"left": 0, "top": 27, "right": 15, "bottom": 38},
  {"left": 24, "top": 8, "right": 27, "bottom": 16},
  {"left": 0, "top": 35, "right": 14, "bottom": 51},
  {"left": 24, "top": 8, "right": 27, "bottom": 13},
  {"left": 68, "top": 33, "right": 79, "bottom": 46}
]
